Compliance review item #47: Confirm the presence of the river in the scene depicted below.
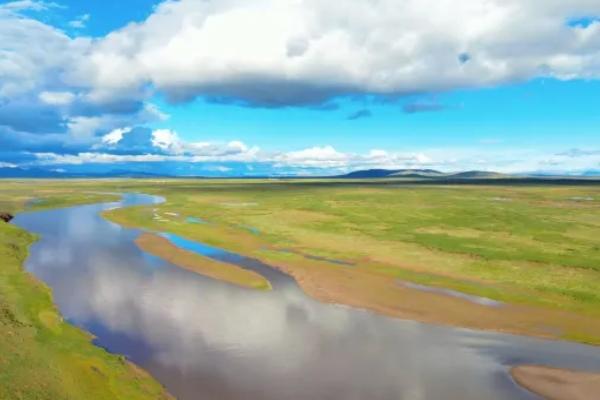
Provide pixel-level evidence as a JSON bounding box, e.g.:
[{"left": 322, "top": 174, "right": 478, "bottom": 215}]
[{"left": 13, "top": 193, "right": 600, "bottom": 400}]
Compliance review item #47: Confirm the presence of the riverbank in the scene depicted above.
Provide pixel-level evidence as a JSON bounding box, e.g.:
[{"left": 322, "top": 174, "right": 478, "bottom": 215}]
[
  {"left": 136, "top": 233, "right": 271, "bottom": 290},
  {"left": 511, "top": 365, "right": 600, "bottom": 400},
  {"left": 0, "top": 187, "right": 171, "bottom": 399}
]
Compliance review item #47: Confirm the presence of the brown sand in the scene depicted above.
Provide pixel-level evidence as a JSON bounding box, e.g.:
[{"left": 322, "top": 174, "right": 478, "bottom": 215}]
[
  {"left": 511, "top": 365, "right": 600, "bottom": 400},
  {"left": 136, "top": 233, "right": 271, "bottom": 290}
]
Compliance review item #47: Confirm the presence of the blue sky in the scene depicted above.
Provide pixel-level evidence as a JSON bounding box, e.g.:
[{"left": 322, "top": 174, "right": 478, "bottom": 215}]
[{"left": 1, "top": 0, "right": 599, "bottom": 176}]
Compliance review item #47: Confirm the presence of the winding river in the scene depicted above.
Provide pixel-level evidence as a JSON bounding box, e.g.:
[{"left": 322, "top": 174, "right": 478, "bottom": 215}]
[{"left": 13, "top": 194, "right": 600, "bottom": 400}]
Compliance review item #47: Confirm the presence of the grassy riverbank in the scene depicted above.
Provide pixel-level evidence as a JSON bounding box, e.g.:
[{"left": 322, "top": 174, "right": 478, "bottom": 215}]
[
  {"left": 0, "top": 184, "right": 171, "bottom": 400},
  {"left": 101, "top": 179, "right": 600, "bottom": 344}
]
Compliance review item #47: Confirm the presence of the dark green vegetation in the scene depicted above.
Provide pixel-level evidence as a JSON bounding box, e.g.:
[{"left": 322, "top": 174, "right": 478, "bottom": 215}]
[{"left": 0, "top": 182, "right": 171, "bottom": 400}]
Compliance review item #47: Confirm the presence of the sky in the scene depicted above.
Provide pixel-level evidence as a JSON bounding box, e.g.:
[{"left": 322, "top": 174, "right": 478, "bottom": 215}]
[{"left": 0, "top": 0, "right": 599, "bottom": 176}]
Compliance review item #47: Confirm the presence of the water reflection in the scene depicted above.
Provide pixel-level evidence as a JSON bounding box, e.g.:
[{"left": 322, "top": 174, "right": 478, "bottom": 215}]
[{"left": 13, "top": 194, "right": 600, "bottom": 400}]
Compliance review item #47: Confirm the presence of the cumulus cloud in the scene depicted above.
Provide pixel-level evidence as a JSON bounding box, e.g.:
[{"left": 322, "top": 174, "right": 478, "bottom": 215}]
[
  {"left": 0, "top": 6, "right": 166, "bottom": 155},
  {"left": 101, "top": 127, "right": 132, "bottom": 145},
  {"left": 76, "top": 0, "right": 600, "bottom": 106},
  {"left": 5, "top": 1, "right": 600, "bottom": 112},
  {"left": 151, "top": 129, "right": 181, "bottom": 153},
  {"left": 39, "top": 91, "right": 76, "bottom": 106},
  {"left": 274, "top": 146, "right": 349, "bottom": 168}
]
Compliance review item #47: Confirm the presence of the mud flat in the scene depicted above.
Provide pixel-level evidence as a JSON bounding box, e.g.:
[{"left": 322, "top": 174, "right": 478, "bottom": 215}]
[
  {"left": 511, "top": 365, "right": 600, "bottom": 400},
  {"left": 136, "top": 233, "right": 272, "bottom": 290}
]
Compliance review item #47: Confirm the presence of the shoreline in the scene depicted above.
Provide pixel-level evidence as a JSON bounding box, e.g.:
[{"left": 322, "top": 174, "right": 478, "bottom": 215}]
[
  {"left": 127, "top": 224, "right": 600, "bottom": 347},
  {"left": 511, "top": 365, "right": 600, "bottom": 400},
  {"left": 256, "top": 251, "right": 600, "bottom": 345},
  {"left": 0, "top": 192, "right": 172, "bottom": 399}
]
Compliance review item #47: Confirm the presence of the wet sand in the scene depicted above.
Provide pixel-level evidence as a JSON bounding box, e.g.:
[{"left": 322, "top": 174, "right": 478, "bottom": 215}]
[
  {"left": 511, "top": 365, "right": 600, "bottom": 400},
  {"left": 136, "top": 233, "right": 271, "bottom": 290}
]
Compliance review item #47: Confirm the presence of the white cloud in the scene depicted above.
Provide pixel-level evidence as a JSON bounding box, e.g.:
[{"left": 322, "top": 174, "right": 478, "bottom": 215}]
[
  {"left": 39, "top": 91, "right": 76, "bottom": 106},
  {"left": 77, "top": 0, "right": 600, "bottom": 105},
  {"left": 0, "top": 1, "right": 62, "bottom": 12},
  {"left": 0, "top": 161, "right": 17, "bottom": 168},
  {"left": 275, "top": 146, "right": 349, "bottom": 167},
  {"left": 204, "top": 165, "right": 233, "bottom": 173},
  {"left": 151, "top": 129, "right": 181, "bottom": 153},
  {"left": 34, "top": 152, "right": 170, "bottom": 165},
  {"left": 69, "top": 13, "right": 90, "bottom": 29},
  {"left": 101, "top": 127, "right": 132, "bottom": 145},
  {"left": 65, "top": 103, "right": 167, "bottom": 140},
  {"left": 0, "top": 8, "right": 89, "bottom": 99},
  {"left": 67, "top": 116, "right": 104, "bottom": 139},
  {"left": 0, "top": 9, "right": 167, "bottom": 147}
]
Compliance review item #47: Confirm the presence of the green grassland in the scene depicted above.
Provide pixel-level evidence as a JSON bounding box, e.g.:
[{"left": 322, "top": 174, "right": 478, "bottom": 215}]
[{"left": 0, "top": 181, "right": 171, "bottom": 400}]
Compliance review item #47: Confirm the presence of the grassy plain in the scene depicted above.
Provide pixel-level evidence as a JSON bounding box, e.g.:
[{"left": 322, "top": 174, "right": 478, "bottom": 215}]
[
  {"left": 0, "top": 181, "right": 171, "bottom": 400},
  {"left": 101, "top": 179, "right": 600, "bottom": 344}
]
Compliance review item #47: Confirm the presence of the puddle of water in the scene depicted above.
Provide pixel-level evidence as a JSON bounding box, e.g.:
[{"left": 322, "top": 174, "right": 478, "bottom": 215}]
[
  {"left": 275, "top": 248, "right": 354, "bottom": 267},
  {"left": 186, "top": 216, "right": 207, "bottom": 224},
  {"left": 304, "top": 254, "right": 355, "bottom": 267},
  {"left": 25, "top": 198, "right": 44, "bottom": 208},
  {"left": 399, "top": 281, "right": 503, "bottom": 307},
  {"left": 569, "top": 196, "right": 594, "bottom": 202},
  {"left": 239, "top": 225, "right": 260, "bottom": 235}
]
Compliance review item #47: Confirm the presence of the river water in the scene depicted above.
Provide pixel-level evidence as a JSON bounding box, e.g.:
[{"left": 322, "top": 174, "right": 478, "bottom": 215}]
[{"left": 13, "top": 194, "right": 600, "bottom": 400}]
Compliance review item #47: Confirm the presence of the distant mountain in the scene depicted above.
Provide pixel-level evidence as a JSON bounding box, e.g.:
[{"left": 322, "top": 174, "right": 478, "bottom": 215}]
[
  {"left": 339, "top": 169, "right": 444, "bottom": 178},
  {"left": 0, "top": 167, "right": 64, "bottom": 178},
  {"left": 336, "top": 169, "right": 508, "bottom": 179},
  {"left": 446, "top": 170, "right": 509, "bottom": 179}
]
